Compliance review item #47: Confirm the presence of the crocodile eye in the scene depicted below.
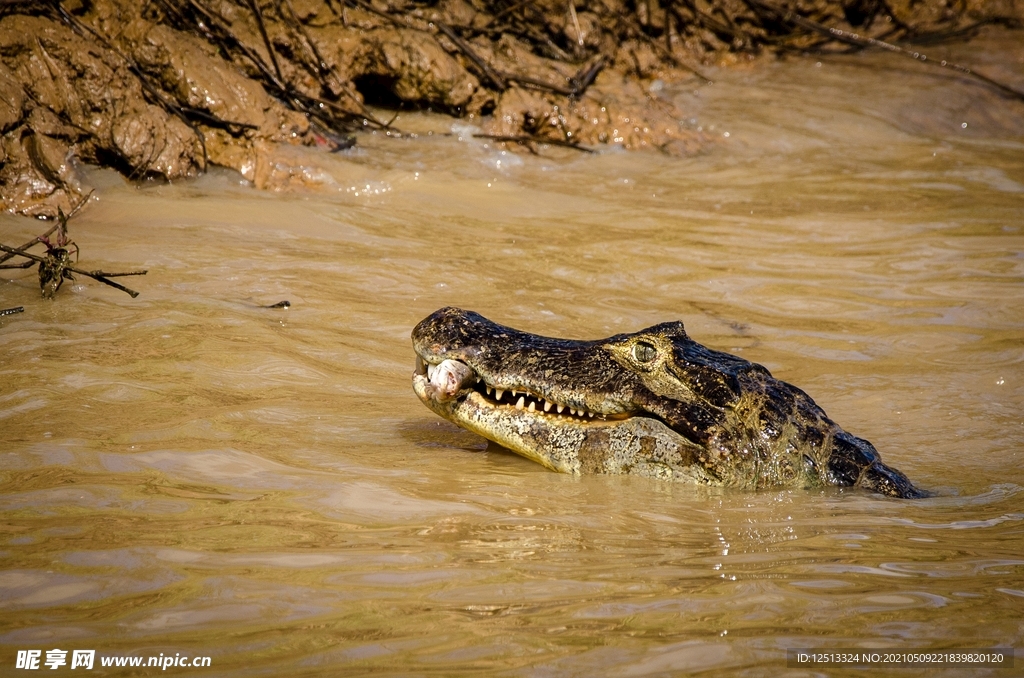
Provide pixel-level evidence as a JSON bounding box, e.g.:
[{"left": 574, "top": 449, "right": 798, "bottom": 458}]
[{"left": 633, "top": 341, "right": 657, "bottom": 363}]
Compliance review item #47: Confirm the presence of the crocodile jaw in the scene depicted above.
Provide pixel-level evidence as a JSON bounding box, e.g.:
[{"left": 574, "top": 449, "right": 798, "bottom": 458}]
[
  {"left": 412, "top": 360, "right": 708, "bottom": 480},
  {"left": 413, "top": 371, "right": 579, "bottom": 473}
]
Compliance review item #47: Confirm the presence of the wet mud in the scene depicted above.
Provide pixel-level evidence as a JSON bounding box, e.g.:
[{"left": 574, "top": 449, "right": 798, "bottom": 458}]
[{"left": 1, "top": 0, "right": 1021, "bottom": 217}]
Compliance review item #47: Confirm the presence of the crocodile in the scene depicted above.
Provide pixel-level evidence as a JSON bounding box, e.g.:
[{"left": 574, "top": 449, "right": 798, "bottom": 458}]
[{"left": 411, "top": 307, "right": 926, "bottom": 498}]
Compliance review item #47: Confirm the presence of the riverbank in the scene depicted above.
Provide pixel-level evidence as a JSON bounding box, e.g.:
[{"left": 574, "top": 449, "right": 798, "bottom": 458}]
[{"left": 1, "top": 0, "right": 1021, "bottom": 217}]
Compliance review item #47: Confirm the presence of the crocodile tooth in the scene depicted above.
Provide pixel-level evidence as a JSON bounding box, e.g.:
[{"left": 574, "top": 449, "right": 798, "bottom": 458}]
[
  {"left": 486, "top": 386, "right": 492, "bottom": 395},
  {"left": 495, "top": 389, "right": 504, "bottom": 400},
  {"left": 528, "top": 401, "right": 536, "bottom": 412},
  {"left": 587, "top": 412, "right": 594, "bottom": 418},
  {"left": 511, "top": 390, "right": 518, "bottom": 397},
  {"left": 570, "top": 408, "right": 577, "bottom": 416},
  {"left": 543, "top": 401, "right": 552, "bottom": 412},
  {"left": 516, "top": 396, "right": 525, "bottom": 409},
  {"left": 557, "top": 404, "right": 565, "bottom": 413}
]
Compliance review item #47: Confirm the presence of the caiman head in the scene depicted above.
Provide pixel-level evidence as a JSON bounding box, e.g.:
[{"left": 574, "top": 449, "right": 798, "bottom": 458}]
[{"left": 411, "top": 307, "right": 926, "bottom": 498}]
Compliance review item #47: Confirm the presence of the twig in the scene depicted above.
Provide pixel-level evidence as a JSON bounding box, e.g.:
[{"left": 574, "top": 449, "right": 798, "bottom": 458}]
[
  {"left": 53, "top": 2, "right": 210, "bottom": 168},
  {"left": 567, "top": 0, "right": 583, "bottom": 54},
  {"left": 436, "top": 22, "right": 507, "bottom": 91},
  {"left": 245, "top": 0, "right": 284, "bottom": 84},
  {"left": 81, "top": 273, "right": 144, "bottom": 297},
  {"left": 676, "top": 0, "right": 743, "bottom": 44},
  {"left": 900, "top": 19, "right": 993, "bottom": 45},
  {"left": 347, "top": 0, "right": 417, "bottom": 30},
  {"left": 0, "top": 259, "right": 35, "bottom": 270},
  {"left": 569, "top": 56, "right": 605, "bottom": 96},
  {"left": 0, "top": 189, "right": 93, "bottom": 268},
  {"left": 183, "top": 0, "right": 287, "bottom": 91},
  {"left": 65, "top": 188, "right": 95, "bottom": 219},
  {"left": 0, "top": 244, "right": 147, "bottom": 298},
  {"left": 89, "top": 270, "right": 149, "bottom": 277},
  {"left": 179, "top": 107, "right": 258, "bottom": 131},
  {"left": 505, "top": 73, "right": 572, "bottom": 95},
  {"left": 352, "top": 0, "right": 582, "bottom": 99},
  {"left": 0, "top": 223, "right": 58, "bottom": 265},
  {"left": 173, "top": 0, "right": 362, "bottom": 142},
  {"left": 747, "top": 0, "right": 1024, "bottom": 102},
  {"left": 278, "top": 0, "right": 387, "bottom": 128},
  {"left": 500, "top": 2, "right": 571, "bottom": 61},
  {"left": 654, "top": 7, "right": 715, "bottom": 82},
  {"left": 473, "top": 133, "right": 594, "bottom": 153},
  {"left": 488, "top": 0, "right": 533, "bottom": 24}
]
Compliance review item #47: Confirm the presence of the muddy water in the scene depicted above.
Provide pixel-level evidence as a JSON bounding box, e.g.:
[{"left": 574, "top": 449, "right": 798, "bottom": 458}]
[{"left": 2, "top": 32, "right": 1023, "bottom": 676}]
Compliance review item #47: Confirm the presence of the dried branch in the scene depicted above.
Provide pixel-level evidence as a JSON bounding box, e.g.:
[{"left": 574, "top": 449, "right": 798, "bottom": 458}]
[
  {"left": 53, "top": 1, "right": 210, "bottom": 168},
  {"left": 0, "top": 203, "right": 146, "bottom": 299},
  {"left": 473, "top": 133, "right": 594, "bottom": 153},
  {"left": 167, "top": 0, "right": 362, "bottom": 142},
  {"left": 277, "top": 0, "right": 386, "bottom": 128},
  {"left": 436, "top": 21, "right": 508, "bottom": 91},
  {"left": 245, "top": 0, "right": 284, "bottom": 83},
  {"left": 0, "top": 223, "right": 58, "bottom": 266},
  {"left": 747, "top": 0, "right": 1024, "bottom": 102},
  {"left": 0, "top": 244, "right": 147, "bottom": 298}
]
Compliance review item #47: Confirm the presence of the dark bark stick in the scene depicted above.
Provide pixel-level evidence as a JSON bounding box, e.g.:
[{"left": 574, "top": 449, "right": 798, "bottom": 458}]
[
  {"left": 245, "top": 0, "right": 284, "bottom": 83},
  {"left": 0, "top": 244, "right": 147, "bottom": 298},
  {"left": 436, "top": 21, "right": 507, "bottom": 91},
  {"left": 0, "top": 224, "right": 57, "bottom": 265},
  {"left": 748, "top": 0, "right": 1024, "bottom": 102}
]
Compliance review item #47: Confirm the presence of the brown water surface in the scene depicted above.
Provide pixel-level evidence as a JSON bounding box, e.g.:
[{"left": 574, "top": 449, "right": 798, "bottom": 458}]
[{"left": 2, "top": 31, "right": 1023, "bottom": 676}]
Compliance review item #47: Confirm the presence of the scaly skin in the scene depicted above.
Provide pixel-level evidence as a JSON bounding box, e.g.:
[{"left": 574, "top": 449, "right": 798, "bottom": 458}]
[{"left": 411, "top": 307, "right": 926, "bottom": 498}]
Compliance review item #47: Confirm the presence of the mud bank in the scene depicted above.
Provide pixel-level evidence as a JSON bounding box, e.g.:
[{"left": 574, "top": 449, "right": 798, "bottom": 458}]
[{"left": 1, "top": 0, "right": 1021, "bottom": 217}]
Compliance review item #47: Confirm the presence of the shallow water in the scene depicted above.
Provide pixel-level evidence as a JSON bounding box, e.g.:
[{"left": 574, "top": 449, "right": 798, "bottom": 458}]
[{"left": 2, "top": 29, "right": 1023, "bottom": 676}]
